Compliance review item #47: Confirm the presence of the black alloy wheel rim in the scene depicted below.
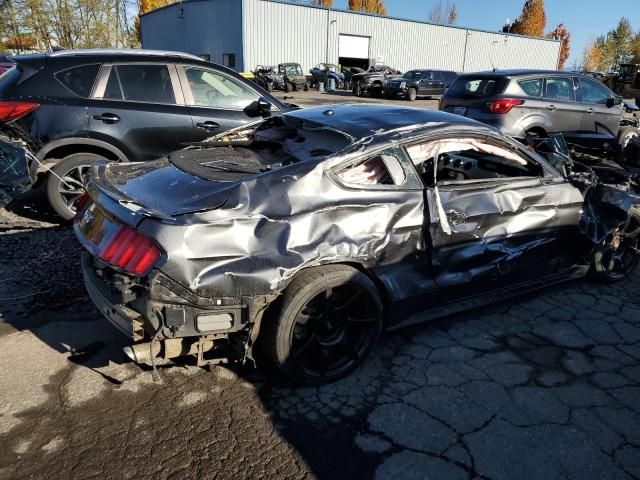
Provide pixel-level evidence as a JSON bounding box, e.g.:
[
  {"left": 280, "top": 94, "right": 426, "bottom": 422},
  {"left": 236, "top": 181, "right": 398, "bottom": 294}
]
[
  {"left": 600, "top": 227, "right": 640, "bottom": 280},
  {"left": 290, "top": 284, "right": 379, "bottom": 379}
]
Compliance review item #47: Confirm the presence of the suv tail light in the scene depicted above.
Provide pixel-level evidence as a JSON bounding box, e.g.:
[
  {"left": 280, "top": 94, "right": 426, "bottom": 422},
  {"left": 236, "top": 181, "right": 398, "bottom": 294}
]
[
  {"left": 486, "top": 99, "right": 524, "bottom": 114},
  {"left": 97, "top": 224, "right": 161, "bottom": 276},
  {"left": 0, "top": 101, "right": 40, "bottom": 123}
]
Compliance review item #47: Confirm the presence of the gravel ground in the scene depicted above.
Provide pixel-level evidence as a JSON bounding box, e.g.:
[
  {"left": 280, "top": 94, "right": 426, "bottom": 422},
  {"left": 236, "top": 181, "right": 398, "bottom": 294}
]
[{"left": 1, "top": 99, "right": 640, "bottom": 479}]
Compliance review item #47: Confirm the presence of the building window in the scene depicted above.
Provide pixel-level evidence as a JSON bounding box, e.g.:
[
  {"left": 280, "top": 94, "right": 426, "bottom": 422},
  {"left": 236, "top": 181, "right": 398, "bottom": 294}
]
[{"left": 223, "top": 54, "right": 236, "bottom": 69}]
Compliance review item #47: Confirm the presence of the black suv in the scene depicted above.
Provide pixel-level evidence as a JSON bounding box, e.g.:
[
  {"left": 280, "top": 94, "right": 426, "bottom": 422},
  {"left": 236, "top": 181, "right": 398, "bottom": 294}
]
[
  {"left": 385, "top": 69, "right": 457, "bottom": 101},
  {"left": 0, "top": 49, "right": 287, "bottom": 219}
]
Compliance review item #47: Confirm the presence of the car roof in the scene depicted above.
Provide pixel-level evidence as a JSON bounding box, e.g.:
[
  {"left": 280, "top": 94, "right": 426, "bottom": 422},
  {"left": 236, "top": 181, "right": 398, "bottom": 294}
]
[
  {"left": 49, "top": 48, "right": 204, "bottom": 62},
  {"left": 284, "top": 104, "right": 488, "bottom": 139},
  {"left": 458, "top": 69, "right": 585, "bottom": 78}
]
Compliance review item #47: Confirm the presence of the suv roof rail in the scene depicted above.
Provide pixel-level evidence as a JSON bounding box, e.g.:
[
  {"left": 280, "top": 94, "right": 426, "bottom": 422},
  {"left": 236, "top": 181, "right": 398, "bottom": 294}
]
[{"left": 49, "top": 48, "right": 205, "bottom": 62}]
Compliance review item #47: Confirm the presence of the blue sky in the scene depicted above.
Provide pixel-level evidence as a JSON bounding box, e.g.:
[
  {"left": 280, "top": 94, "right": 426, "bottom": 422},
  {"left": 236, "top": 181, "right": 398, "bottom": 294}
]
[{"left": 329, "top": 0, "right": 638, "bottom": 68}]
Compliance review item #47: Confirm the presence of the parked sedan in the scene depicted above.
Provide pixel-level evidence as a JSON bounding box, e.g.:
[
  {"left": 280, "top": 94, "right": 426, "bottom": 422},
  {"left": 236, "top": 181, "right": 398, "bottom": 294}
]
[
  {"left": 74, "top": 105, "right": 640, "bottom": 385},
  {"left": 385, "top": 69, "right": 457, "bottom": 100},
  {"left": 0, "top": 49, "right": 288, "bottom": 219}
]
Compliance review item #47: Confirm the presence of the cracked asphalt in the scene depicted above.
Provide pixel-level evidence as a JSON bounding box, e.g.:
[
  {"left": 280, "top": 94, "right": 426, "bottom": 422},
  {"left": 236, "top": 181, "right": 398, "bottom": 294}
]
[{"left": 2, "top": 195, "right": 640, "bottom": 479}]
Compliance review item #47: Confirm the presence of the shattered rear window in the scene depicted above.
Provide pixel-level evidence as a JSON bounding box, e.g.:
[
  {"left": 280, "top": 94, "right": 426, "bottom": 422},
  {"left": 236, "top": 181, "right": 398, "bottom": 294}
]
[{"left": 172, "top": 116, "right": 354, "bottom": 180}]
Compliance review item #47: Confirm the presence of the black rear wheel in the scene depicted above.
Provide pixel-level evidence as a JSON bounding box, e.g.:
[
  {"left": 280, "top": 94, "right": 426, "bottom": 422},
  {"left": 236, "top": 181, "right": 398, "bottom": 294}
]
[
  {"left": 263, "top": 265, "right": 383, "bottom": 385},
  {"left": 591, "top": 222, "right": 640, "bottom": 282}
]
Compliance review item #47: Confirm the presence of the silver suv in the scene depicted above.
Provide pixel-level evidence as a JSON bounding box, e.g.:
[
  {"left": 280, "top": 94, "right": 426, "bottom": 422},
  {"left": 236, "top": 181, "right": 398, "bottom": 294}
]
[{"left": 440, "top": 70, "right": 630, "bottom": 151}]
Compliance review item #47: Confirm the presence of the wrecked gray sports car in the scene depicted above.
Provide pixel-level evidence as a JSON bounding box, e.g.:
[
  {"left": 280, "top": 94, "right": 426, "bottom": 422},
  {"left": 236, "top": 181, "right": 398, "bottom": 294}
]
[{"left": 73, "top": 105, "right": 640, "bottom": 384}]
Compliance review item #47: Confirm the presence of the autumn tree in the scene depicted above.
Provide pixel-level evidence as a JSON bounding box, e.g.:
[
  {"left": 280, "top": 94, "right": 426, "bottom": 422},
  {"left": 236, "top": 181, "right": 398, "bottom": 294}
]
[
  {"left": 428, "top": 1, "right": 457, "bottom": 25},
  {"left": 136, "top": 0, "right": 176, "bottom": 42},
  {"left": 309, "top": 0, "right": 333, "bottom": 6},
  {"left": 348, "top": 0, "right": 387, "bottom": 15},
  {"left": 509, "top": 0, "right": 546, "bottom": 37},
  {"left": 581, "top": 41, "right": 603, "bottom": 72},
  {"left": 547, "top": 23, "right": 570, "bottom": 69}
]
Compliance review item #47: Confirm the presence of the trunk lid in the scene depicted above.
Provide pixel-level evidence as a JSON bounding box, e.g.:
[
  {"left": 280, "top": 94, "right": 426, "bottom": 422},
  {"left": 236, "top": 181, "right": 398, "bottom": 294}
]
[{"left": 90, "top": 147, "right": 268, "bottom": 218}]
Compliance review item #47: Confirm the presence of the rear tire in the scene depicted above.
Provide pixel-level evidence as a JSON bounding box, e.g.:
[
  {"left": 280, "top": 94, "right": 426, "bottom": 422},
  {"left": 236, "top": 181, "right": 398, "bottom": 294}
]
[
  {"left": 46, "top": 153, "right": 107, "bottom": 220},
  {"left": 262, "top": 265, "right": 383, "bottom": 385},
  {"left": 590, "top": 222, "right": 640, "bottom": 283}
]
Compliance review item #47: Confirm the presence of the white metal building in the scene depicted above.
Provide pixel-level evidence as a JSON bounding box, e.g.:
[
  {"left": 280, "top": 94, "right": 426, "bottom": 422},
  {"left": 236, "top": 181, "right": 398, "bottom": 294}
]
[{"left": 141, "top": 0, "right": 561, "bottom": 74}]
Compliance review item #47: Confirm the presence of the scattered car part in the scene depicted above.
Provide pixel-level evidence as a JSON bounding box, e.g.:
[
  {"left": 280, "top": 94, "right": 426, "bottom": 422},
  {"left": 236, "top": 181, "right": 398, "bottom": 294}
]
[{"left": 0, "top": 137, "right": 36, "bottom": 207}]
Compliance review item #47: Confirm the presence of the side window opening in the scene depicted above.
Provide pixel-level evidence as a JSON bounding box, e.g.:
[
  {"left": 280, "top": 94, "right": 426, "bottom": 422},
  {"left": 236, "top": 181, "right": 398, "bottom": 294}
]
[
  {"left": 55, "top": 64, "right": 100, "bottom": 98},
  {"left": 518, "top": 78, "right": 542, "bottom": 97},
  {"left": 105, "top": 64, "right": 176, "bottom": 104},
  {"left": 545, "top": 77, "right": 575, "bottom": 102},
  {"left": 406, "top": 138, "right": 541, "bottom": 186},
  {"left": 183, "top": 66, "right": 259, "bottom": 109},
  {"left": 103, "top": 68, "right": 123, "bottom": 100},
  {"left": 579, "top": 78, "right": 612, "bottom": 104},
  {"left": 336, "top": 150, "right": 407, "bottom": 187}
]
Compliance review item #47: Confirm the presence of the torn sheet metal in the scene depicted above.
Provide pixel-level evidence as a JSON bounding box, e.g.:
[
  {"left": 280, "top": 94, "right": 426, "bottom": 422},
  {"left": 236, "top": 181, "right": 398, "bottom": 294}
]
[{"left": 0, "top": 138, "right": 35, "bottom": 207}]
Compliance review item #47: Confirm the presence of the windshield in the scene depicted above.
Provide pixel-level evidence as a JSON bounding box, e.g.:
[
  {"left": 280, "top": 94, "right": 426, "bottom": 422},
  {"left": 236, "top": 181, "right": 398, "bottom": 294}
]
[
  {"left": 284, "top": 65, "right": 302, "bottom": 76},
  {"left": 403, "top": 70, "right": 424, "bottom": 80},
  {"left": 446, "top": 76, "right": 508, "bottom": 99}
]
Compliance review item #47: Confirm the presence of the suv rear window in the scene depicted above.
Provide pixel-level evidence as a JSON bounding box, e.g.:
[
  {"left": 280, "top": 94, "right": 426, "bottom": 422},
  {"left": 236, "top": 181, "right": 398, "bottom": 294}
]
[
  {"left": 55, "top": 64, "right": 100, "bottom": 98},
  {"left": 446, "top": 76, "right": 507, "bottom": 98}
]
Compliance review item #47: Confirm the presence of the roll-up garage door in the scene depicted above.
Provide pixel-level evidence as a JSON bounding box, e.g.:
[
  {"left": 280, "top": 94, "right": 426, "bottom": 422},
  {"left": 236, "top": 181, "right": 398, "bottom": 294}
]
[{"left": 338, "top": 35, "right": 370, "bottom": 59}]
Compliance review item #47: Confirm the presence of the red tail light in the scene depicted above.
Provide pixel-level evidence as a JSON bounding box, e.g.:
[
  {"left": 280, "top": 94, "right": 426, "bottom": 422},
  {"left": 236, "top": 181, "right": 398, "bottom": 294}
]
[
  {"left": 97, "top": 225, "right": 161, "bottom": 276},
  {"left": 486, "top": 99, "right": 524, "bottom": 114},
  {"left": 74, "top": 192, "right": 90, "bottom": 211},
  {"left": 0, "top": 101, "right": 40, "bottom": 123}
]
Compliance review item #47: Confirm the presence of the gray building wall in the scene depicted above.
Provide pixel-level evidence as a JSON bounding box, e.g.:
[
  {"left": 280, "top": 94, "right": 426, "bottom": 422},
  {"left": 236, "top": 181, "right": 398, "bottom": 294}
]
[
  {"left": 141, "top": 0, "right": 244, "bottom": 69},
  {"left": 143, "top": 0, "right": 560, "bottom": 74}
]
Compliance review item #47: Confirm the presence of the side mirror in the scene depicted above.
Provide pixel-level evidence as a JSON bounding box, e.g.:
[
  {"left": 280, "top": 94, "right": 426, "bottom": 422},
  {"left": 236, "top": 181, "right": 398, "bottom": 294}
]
[
  {"left": 606, "top": 96, "right": 622, "bottom": 108},
  {"left": 257, "top": 97, "right": 272, "bottom": 116},
  {"left": 244, "top": 97, "right": 272, "bottom": 118}
]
